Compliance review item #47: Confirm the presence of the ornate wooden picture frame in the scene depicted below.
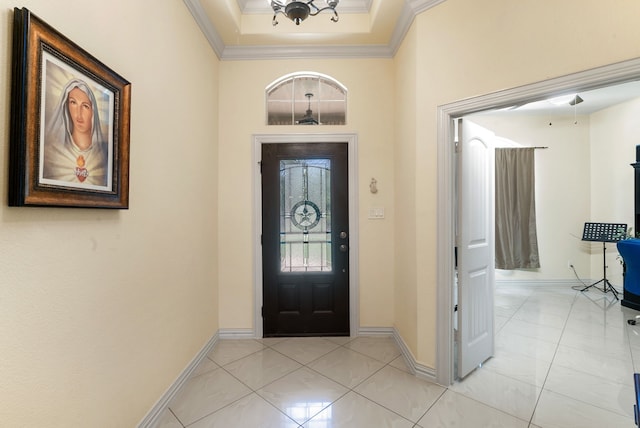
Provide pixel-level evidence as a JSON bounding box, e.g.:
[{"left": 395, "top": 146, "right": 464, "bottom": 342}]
[{"left": 9, "top": 8, "right": 131, "bottom": 208}]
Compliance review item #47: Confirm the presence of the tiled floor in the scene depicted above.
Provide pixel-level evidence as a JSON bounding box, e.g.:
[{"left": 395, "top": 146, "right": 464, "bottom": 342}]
[{"left": 155, "top": 284, "right": 640, "bottom": 427}]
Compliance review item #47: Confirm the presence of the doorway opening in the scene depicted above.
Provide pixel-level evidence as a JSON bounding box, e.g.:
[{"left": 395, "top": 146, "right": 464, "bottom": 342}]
[
  {"left": 253, "top": 133, "right": 359, "bottom": 338},
  {"left": 436, "top": 57, "right": 640, "bottom": 386}
]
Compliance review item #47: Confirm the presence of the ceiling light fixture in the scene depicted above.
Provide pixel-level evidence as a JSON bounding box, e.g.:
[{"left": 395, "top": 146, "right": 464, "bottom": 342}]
[
  {"left": 548, "top": 93, "right": 580, "bottom": 106},
  {"left": 270, "top": 0, "right": 339, "bottom": 26},
  {"left": 297, "top": 93, "right": 319, "bottom": 125},
  {"left": 569, "top": 95, "right": 584, "bottom": 106}
]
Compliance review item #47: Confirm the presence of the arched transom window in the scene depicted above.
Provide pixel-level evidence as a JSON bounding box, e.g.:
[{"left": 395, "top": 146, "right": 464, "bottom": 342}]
[{"left": 266, "top": 72, "right": 347, "bottom": 125}]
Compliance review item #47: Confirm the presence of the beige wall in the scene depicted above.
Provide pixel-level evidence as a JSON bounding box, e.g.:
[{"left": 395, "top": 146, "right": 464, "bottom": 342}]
[
  {"left": 395, "top": 0, "right": 640, "bottom": 367},
  {"left": 590, "top": 97, "right": 640, "bottom": 282},
  {"left": 393, "top": 23, "right": 419, "bottom": 356},
  {"left": 0, "top": 1, "right": 219, "bottom": 426},
  {"left": 217, "top": 59, "right": 396, "bottom": 331}
]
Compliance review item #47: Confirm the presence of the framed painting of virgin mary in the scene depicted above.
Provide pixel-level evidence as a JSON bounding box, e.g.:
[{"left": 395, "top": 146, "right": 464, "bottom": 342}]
[{"left": 9, "top": 8, "right": 131, "bottom": 208}]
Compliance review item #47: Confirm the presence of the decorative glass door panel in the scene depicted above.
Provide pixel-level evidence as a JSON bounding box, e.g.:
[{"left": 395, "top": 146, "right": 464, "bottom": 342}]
[{"left": 280, "top": 159, "right": 331, "bottom": 272}]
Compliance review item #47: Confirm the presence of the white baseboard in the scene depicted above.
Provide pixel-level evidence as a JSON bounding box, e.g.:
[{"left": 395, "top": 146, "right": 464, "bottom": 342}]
[
  {"left": 495, "top": 279, "right": 590, "bottom": 288},
  {"left": 218, "top": 328, "right": 256, "bottom": 339},
  {"left": 358, "top": 327, "right": 437, "bottom": 383},
  {"left": 391, "top": 328, "right": 437, "bottom": 383},
  {"left": 137, "top": 332, "right": 219, "bottom": 428},
  {"left": 357, "top": 326, "right": 394, "bottom": 336}
]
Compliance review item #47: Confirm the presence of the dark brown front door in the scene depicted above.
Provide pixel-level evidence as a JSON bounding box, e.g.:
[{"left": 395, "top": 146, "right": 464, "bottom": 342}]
[{"left": 261, "top": 142, "right": 349, "bottom": 337}]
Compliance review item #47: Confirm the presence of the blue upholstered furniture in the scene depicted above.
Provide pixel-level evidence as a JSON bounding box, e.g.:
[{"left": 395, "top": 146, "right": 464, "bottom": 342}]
[
  {"left": 635, "top": 373, "right": 640, "bottom": 426},
  {"left": 617, "top": 239, "right": 640, "bottom": 311}
]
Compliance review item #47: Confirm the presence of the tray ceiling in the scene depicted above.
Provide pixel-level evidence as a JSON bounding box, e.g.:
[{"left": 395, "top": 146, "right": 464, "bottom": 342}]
[{"left": 183, "top": 0, "right": 446, "bottom": 60}]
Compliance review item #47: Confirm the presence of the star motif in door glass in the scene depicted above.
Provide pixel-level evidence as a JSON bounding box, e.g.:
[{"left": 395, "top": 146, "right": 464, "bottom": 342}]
[{"left": 290, "top": 200, "right": 322, "bottom": 230}]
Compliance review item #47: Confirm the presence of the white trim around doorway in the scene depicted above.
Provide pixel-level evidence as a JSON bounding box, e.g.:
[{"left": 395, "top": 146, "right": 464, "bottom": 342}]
[
  {"left": 436, "top": 57, "right": 640, "bottom": 386},
  {"left": 252, "top": 133, "right": 360, "bottom": 338}
]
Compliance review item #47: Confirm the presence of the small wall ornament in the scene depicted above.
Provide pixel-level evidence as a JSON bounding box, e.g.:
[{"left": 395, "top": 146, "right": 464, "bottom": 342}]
[{"left": 369, "top": 178, "right": 378, "bottom": 194}]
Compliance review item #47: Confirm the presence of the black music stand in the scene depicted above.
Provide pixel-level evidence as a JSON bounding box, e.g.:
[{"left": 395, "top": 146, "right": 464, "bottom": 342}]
[{"left": 580, "top": 222, "right": 627, "bottom": 300}]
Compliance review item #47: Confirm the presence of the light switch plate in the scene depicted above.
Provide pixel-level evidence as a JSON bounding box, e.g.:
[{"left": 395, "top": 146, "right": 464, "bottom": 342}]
[{"left": 368, "top": 207, "right": 384, "bottom": 219}]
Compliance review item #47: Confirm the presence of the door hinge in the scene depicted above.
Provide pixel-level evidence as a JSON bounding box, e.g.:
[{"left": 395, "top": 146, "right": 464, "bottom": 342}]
[
  {"left": 258, "top": 161, "right": 263, "bottom": 173},
  {"left": 261, "top": 306, "right": 264, "bottom": 318}
]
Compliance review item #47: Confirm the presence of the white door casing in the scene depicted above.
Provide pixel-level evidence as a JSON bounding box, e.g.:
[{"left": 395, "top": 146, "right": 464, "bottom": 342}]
[{"left": 252, "top": 133, "right": 359, "bottom": 338}]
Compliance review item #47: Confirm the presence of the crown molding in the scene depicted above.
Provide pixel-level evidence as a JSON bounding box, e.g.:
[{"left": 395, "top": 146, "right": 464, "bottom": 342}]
[
  {"left": 389, "top": 0, "right": 445, "bottom": 56},
  {"left": 222, "top": 44, "right": 393, "bottom": 60},
  {"left": 183, "top": 0, "right": 224, "bottom": 58},
  {"left": 408, "top": 0, "right": 446, "bottom": 14},
  {"left": 183, "top": 0, "right": 446, "bottom": 60}
]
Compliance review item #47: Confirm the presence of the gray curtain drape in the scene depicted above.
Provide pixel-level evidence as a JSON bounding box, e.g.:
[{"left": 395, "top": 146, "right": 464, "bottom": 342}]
[{"left": 495, "top": 147, "right": 540, "bottom": 269}]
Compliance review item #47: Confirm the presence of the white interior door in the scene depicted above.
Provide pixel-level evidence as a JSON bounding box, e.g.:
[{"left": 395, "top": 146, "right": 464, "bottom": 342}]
[{"left": 456, "top": 118, "right": 495, "bottom": 379}]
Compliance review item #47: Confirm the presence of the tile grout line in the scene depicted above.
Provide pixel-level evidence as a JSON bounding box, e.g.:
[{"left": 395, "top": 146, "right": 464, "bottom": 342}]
[
  {"left": 295, "top": 338, "right": 410, "bottom": 426},
  {"left": 175, "top": 340, "right": 283, "bottom": 428},
  {"left": 472, "top": 288, "right": 565, "bottom": 426},
  {"left": 544, "top": 291, "right": 638, "bottom": 420},
  {"left": 524, "top": 288, "right": 579, "bottom": 426},
  {"left": 276, "top": 337, "right": 422, "bottom": 426},
  {"left": 172, "top": 336, "right": 472, "bottom": 427},
  {"left": 204, "top": 337, "right": 400, "bottom": 427},
  {"left": 523, "top": 289, "right": 639, "bottom": 423}
]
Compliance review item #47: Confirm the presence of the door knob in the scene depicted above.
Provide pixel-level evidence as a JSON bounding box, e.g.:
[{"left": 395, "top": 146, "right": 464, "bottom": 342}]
[
  {"left": 339, "top": 231, "right": 347, "bottom": 239},
  {"left": 340, "top": 244, "right": 347, "bottom": 252}
]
